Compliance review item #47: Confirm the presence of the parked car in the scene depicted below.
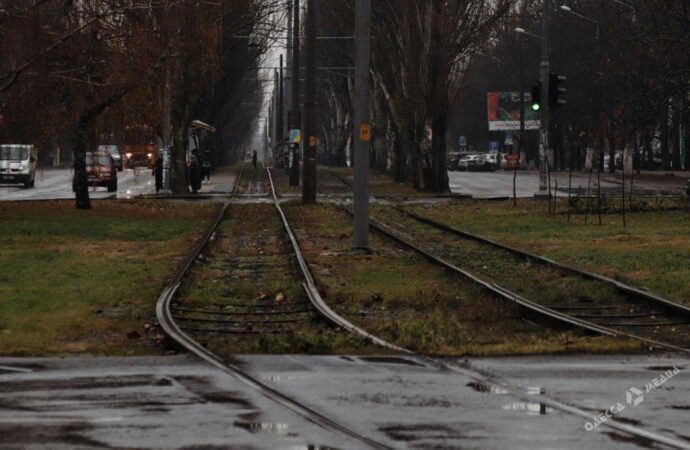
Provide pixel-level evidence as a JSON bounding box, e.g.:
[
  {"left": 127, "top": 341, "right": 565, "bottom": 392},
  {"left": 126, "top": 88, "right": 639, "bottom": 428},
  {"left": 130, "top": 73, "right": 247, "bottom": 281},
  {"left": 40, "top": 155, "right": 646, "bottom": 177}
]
[
  {"left": 447, "top": 152, "right": 470, "bottom": 171},
  {"left": 457, "top": 154, "right": 486, "bottom": 171},
  {"left": 0, "top": 144, "right": 37, "bottom": 188},
  {"left": 73, "top": 152, "right": 118, "bottom": 192},
  {"left": 484, "top": 153, "right": 505, "bottom": 171},
  {"left": 99, "top": 145, "right": 123, "bottom": 171}
]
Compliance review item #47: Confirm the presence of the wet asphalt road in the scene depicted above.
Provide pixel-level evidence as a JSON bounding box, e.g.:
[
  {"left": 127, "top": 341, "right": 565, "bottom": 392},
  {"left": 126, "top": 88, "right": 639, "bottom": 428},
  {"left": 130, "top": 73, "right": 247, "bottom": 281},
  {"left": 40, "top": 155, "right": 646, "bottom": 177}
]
[
  {"left": 0, "top": 354, "right": 687, "bottom": 449},
  {"left": 447, "top": 170, "right": 688, "bottom": 198}
]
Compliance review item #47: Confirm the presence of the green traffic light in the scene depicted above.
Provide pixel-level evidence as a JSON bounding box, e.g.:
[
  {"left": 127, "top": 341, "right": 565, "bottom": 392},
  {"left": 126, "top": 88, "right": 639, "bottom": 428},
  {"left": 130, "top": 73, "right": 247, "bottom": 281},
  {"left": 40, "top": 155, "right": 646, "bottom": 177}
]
[{"left": 532, "top": 103, "right": 540, "bottom": 111}]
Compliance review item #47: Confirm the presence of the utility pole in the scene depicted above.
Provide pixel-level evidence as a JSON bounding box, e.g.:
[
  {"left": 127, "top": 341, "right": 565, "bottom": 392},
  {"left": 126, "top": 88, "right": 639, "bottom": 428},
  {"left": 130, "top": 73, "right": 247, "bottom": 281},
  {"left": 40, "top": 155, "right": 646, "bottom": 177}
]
[
  {"left": 285, "top": 0, "right": 293, "bottom": 151},
  {"left": 536, "top": 0, "right": 550, "bottom": 197},
  {"left": 353, "top": 0, "right": 371, "bottom": 251},
  {"left": 289, "top": 0, "right": 301, "bottom": 186},
  {"left": 278, "top": 56, "right": 285, "bottom": 168},
  {"left": 302, "top": 0, "right": 317, "bottom": 203}
]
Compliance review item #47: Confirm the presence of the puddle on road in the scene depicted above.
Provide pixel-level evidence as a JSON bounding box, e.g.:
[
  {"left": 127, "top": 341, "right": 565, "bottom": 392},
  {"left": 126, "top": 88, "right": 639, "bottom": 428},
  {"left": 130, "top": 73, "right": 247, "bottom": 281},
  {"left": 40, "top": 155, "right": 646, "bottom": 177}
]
[
  {"left": 263, "top": 374, "right": 294, "bottom": 383},
  {"left": 234, "top": 420, "right": 291, "bottom": 435},
  {"left": 466, "top": 381, "right": 508, "bottom": 394}
]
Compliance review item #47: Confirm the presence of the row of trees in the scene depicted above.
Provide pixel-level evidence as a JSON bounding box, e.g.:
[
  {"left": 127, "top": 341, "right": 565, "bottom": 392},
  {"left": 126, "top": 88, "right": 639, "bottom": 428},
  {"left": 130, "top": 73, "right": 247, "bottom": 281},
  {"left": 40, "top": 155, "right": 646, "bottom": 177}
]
[
  {"left": 311, "top": 0, "right": 512, "bottom": 192},
  {"left": 458, "top": 0, "right": 690, "bottom": 174},
  {"left": 0, "top": 0, "right": 280, "bottom": 206},
  {"left": 303, "top": 0, "right": 689, "bottom": 193}
]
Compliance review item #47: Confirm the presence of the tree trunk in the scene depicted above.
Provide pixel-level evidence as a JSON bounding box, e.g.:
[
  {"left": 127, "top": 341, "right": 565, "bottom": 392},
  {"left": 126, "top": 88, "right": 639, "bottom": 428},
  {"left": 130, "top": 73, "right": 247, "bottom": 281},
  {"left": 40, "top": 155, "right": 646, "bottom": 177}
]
[
  {"left": 170, "top": 125, "right": 189, "bottom": 194},
  {"left": 429, "top": 116, "right": 449, "bottom": 192},
  {"left": 73, "top": 121, "right": 91, "bottom": 210}
]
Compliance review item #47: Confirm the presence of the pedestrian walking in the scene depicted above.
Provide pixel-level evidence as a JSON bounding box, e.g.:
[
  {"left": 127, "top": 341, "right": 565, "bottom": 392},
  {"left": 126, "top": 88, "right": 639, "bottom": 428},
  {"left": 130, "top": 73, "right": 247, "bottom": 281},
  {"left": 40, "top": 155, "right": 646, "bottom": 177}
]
[
  {"left": 252, "top": 149, "right": 257, "bottom": 169},
  {"left": 202, "top": 151, "right": 211, "bottom": 182},
  {"left": 189, "top": 149, "right": 202, "bottom": 194},
  {"left": 153, "top": 154, "right": 163, "bottom": 193}
]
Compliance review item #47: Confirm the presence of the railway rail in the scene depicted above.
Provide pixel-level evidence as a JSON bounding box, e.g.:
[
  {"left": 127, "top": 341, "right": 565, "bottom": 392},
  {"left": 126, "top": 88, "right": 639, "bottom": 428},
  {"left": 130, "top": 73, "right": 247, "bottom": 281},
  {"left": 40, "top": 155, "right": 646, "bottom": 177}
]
[
  {"left": 319, "top": 168, "right": 690, "bottom": 353},
  {"left": 370, "top": 206, "right": 690, "bottom": 353},
  {"left": 156, "top": 167, "right": 393, "bottom": 449},
  {"left": 156, "top": 165, "right": 690, "bottom": 449}
]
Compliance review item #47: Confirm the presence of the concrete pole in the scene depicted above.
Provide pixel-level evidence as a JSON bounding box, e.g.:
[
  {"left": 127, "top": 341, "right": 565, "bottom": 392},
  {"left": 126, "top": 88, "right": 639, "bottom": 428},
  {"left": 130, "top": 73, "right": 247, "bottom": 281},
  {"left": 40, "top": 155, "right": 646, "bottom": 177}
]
[
  {"left": 278, "top": 55, "right": 285, "bottom": 168},
  {"left": 353, "top": 0, "right": 371, "bottom": 250},
  {"left": 536, "top": 0, "right": 550, "bottom": 196},
  {"left": 302, "top": 0, "right": 317, "bottom": 203},
  {"left": 285, "top": 0, "right": 293, "bottom": 144},
  {"left": 289, "top": 0, "right": 301, "bottom": 186}
]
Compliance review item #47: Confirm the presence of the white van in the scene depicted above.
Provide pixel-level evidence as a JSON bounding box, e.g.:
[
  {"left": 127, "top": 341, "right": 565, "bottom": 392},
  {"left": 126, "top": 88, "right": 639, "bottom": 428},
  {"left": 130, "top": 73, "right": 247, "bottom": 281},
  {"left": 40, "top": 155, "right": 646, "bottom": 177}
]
[{"left": 0, "top": 144, "right": 37, "bottom": 188}]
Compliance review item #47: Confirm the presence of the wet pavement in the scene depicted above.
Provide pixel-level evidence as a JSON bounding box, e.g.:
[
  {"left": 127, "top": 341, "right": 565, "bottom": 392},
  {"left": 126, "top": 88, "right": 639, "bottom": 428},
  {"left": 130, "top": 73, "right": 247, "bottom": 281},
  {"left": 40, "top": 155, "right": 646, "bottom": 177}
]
[
  {"left": 0, "top": 169, "right": 158, "bottom": 201},
  {"left": 448, "top": 170, "right": 689, "bottom": 198},
  {"left": 0, "top": 168, "right": 239, "bottom": 202},
  {"left": 1, "top": 354, "right": 687, "bottom": 449}
]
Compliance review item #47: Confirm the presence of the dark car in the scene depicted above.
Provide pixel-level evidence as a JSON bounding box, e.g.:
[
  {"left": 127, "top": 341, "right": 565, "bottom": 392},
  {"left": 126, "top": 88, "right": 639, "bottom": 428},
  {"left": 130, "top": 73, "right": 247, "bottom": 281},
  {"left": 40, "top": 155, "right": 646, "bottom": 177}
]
[
  {"left": 99, "top": 145, "right": 123, "bottom": 171},
  {"left": 73, "top": 152, "right": 118, "bottom": 192}
]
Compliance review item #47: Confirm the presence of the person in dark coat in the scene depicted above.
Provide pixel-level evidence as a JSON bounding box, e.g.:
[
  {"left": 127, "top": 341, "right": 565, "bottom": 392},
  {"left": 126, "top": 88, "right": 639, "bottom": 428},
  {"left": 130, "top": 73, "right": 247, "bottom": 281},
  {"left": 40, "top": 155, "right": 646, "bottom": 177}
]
[
  {"left": 189, "top": 149, "right": 202, "bottom": 194},
  {"left": 252, "top": 149, "right": 258, "bottom": 169},
  {"left": 202, "top": 151, "right": 211, "bottom": 182},
  {"left": 153, "top": 155, "right": 163, "bottom": 193}
]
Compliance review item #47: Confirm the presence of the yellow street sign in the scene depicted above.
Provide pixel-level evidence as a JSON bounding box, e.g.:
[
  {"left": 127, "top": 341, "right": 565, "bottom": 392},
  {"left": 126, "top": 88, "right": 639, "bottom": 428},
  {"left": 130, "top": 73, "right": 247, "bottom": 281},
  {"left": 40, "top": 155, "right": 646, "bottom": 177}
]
[{"left": 359, "top": 123, "right": 371, "bottom": 142}]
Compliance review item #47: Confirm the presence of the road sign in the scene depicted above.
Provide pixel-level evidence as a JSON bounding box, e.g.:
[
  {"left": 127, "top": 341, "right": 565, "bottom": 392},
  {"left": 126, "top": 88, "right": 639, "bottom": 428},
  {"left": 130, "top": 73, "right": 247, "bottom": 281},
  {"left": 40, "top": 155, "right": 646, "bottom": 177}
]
[
  {"left": 489, "top": 140, "right": 499, "bottom": 151},
  {"left": 458, "top": 136, "right": 467, "bottom": 147},
  {"left": 290, "top": 129, "right": 301, "bottom": 144},
  {"left": 359, "top": 123, "right": 371, "bottom": 142}
]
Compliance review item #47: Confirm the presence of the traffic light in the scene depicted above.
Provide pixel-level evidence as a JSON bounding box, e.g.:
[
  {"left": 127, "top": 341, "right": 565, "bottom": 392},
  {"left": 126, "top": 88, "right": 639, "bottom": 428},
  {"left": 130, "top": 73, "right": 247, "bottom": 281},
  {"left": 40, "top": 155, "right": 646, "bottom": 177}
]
[
  {"left": 549, "top": 73, "right": 566, "bottom": 109},
  {"left": 530, "top": 82, "right": 541, "bottom": 111}
]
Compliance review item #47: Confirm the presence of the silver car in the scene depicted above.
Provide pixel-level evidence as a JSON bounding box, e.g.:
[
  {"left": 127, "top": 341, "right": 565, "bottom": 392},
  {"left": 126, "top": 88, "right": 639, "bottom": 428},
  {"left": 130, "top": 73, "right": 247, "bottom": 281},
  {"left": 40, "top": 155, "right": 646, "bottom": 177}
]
[{"left": 457, "top": 154, "right": 486, "bottom": 171}]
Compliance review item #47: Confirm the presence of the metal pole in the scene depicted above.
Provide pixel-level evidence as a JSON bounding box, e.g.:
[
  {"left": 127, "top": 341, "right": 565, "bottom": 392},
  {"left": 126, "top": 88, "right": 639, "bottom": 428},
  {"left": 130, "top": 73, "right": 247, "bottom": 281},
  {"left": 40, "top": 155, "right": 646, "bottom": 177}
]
[
  {"left": 353, "top": 0, "right": 371, "bottom": 251},
  {"left": 302, "top": 0, "right": 317, "bottom": 203},
  {"left": 536, "top": 0, "right": 550, "bottom": 197},
  {"left": 289, "top": 0, "right": 301, "bottom": 186}
]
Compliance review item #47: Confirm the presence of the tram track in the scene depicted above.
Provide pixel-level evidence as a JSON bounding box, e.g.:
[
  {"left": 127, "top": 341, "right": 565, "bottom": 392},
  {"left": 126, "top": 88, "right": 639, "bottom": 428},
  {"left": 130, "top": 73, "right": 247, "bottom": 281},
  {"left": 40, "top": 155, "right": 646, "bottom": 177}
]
[
  {"left": 319, "top": 167, "right": 690, "bottom": 353},
  {"left": 155, "top": 167, "right": 393, "bottom": 449},
  {"left": 155, "top": 165, "right": 690, "bottom": 450}
]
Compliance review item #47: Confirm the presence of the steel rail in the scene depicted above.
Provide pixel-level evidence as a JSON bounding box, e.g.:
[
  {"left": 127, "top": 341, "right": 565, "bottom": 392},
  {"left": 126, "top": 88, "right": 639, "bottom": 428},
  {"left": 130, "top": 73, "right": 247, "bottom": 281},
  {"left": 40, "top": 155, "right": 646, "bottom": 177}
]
[
  {"left": 156, "top": 168, "right": 393, "bottom": 450},
  {"left": 267, "top": 168, "right": 690, "bottom": 450},
  {"left": 365, "top": 211, "right": 689, "bottom": 354},
  {"left": 396, "top": 207, "right": 690, "bottom": 316}
]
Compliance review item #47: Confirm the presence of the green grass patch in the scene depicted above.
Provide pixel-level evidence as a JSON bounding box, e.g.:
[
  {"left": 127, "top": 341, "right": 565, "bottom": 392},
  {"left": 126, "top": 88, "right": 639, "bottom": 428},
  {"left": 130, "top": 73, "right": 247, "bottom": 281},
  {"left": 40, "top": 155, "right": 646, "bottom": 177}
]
[
  {"left": 408, "top": 199, "right": 690, "bottom": 306},
  {"left": 0, "top": 200, "right": 216, "bottom": 356},
  {"left": 283, "top": 201, "right": 640, "bottom": 356}
]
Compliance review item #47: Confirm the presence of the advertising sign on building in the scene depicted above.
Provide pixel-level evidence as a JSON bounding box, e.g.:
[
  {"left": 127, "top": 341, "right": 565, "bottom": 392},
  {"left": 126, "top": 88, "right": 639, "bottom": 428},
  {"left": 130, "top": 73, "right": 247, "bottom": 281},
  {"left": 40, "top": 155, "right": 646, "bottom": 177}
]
[{"left": 487, "top": 92, "right": 540, "bottom": 131}]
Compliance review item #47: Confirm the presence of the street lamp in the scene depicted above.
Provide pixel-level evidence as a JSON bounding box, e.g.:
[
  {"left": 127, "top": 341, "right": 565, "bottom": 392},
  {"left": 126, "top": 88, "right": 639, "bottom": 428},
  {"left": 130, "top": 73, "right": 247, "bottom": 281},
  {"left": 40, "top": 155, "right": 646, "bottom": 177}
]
[
  {"left": 515, "top": 27, "right": 542, "bottom": 41},
  {"left": 559, "top": 5, "right": 598, "bottom": 25}
]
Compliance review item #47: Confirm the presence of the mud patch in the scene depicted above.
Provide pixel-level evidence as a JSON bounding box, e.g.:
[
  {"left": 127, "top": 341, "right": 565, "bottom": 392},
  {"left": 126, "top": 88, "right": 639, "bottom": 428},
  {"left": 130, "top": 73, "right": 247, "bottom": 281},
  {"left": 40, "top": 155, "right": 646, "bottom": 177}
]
[
  {"left": 379, "top": 423, "right": 467, "bottom": 442},
  {"left": 647, "top": 365, "right": 683, "bottom": 371},
  {"left": 603, "top": 431, "right": 664, "bottom": 449},
  {"left": 359, "top": 356, "right": 425, "bottom": 367},
  {"left": 466, "top": 381, "right": 507, "bottom": 394},
  {"left": 0, "top": 423, "right": 112, "bottom": 448},
  {"left": 0, "top": 374, "right": 170, "bottom": 393}
]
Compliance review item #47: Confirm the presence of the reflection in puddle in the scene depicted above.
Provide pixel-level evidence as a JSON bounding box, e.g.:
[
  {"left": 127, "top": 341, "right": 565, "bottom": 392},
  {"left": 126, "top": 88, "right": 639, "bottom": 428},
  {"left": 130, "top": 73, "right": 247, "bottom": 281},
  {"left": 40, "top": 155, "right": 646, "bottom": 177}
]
[
  {"left": 526, "top": 386, "right": 545, "bottom": 395},
  {"left": 466, "top": 381, "right": 508, "bottom": 394},
  {"left": 503, "top": 402, "right": 553, "bottom": 415},
  {"left": 264, "top": 375, "right": 294, "bottom": 383},
  {"left": 234, "top": 421, "right": 289, "bottom": 434}
]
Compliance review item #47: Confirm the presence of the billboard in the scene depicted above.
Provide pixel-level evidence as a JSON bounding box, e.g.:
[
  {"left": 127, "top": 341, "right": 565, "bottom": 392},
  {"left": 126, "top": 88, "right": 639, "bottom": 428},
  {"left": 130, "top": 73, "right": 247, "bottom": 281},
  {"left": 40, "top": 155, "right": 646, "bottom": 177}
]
[{"left": 487, "top": 92, "right": 540, "bottom": 131}]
